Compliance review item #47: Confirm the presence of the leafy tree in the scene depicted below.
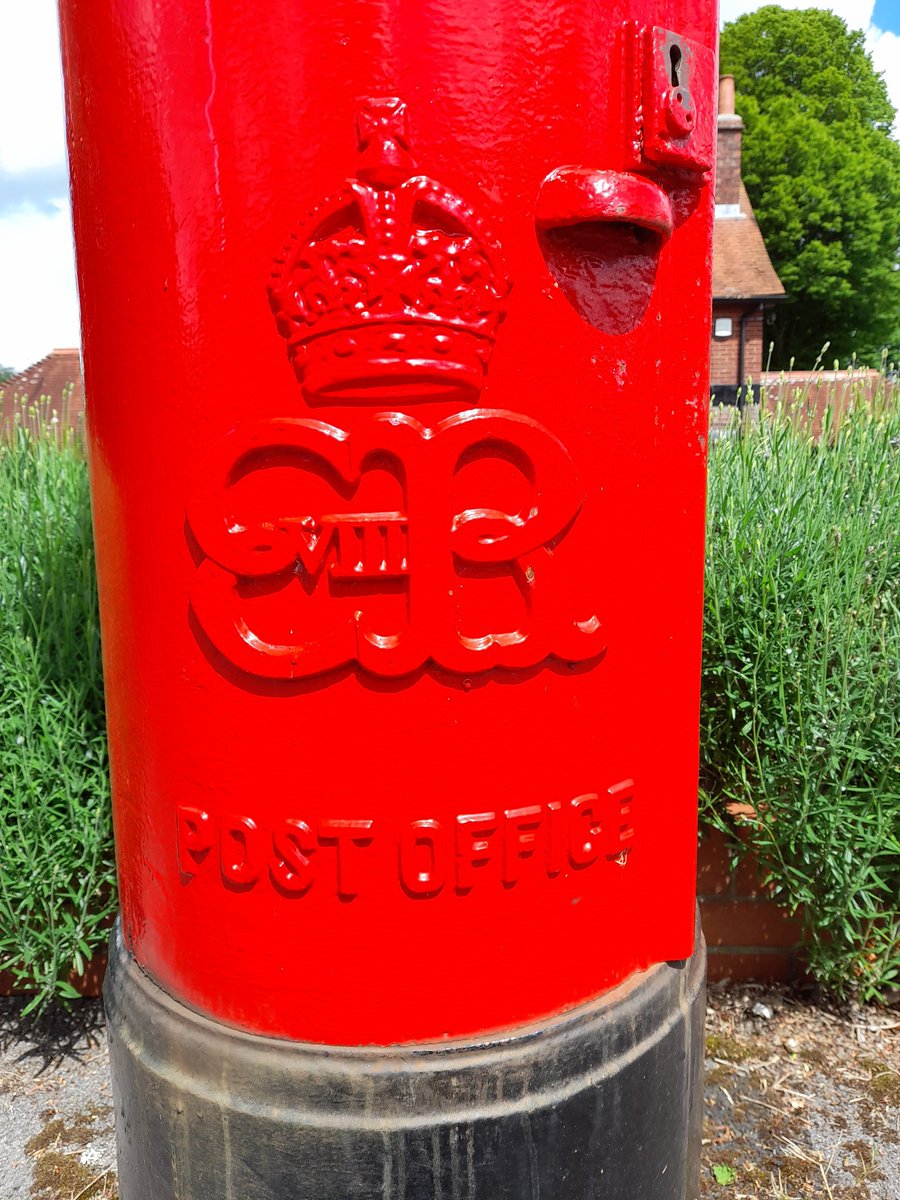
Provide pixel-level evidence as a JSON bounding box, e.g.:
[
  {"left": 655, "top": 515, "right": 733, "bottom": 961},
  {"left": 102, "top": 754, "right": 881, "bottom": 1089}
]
[
  {"left": 721, "top": 7, "right": 900, "bottom": 368},
  {"left": 0, "top": 365, "right": 15, "bottom": 383}
]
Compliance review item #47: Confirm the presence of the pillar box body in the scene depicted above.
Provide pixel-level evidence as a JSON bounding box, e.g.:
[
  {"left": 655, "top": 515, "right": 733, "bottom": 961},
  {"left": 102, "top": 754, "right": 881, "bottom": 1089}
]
[{"left": 60, "top": 1, "right": 716, "bottom": 1196}]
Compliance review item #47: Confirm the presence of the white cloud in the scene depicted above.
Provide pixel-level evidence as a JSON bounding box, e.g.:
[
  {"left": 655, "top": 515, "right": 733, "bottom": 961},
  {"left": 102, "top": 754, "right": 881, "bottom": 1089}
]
[
  {"left": 0, "top": 2, "right": 75, "bottom": 369},
  {"left": 0, "top": 3, "right": 67, "bottom": 174},
  {"left": 867, "top": 25, "right": 900, "bottom": 126},
  {"left": 0, "top": 203, "right": 80, "bottom": 372}
]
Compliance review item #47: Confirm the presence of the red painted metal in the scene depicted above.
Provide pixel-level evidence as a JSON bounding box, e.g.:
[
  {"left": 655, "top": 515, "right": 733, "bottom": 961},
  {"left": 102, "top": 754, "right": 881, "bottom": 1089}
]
[{"left": 59, "top": 0, "right": 717, "bottom": 1045}]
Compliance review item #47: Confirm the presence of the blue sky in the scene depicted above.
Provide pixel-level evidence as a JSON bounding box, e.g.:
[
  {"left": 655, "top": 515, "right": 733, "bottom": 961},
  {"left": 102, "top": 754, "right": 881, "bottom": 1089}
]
[
  {"left": 874, "top": 0, "right": 900, "bottom": 27},
  {"left": 1, "top": 1, "right": 899, "bottom": 371}
]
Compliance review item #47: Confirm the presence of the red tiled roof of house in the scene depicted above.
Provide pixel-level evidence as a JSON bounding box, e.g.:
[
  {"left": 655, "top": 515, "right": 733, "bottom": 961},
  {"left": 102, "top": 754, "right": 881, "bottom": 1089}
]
[
  {"left": 712, "top": 184, "right": 785, "bottom": 302},
  {"left": 0, "top": 348, "right": 85, "bottom": 434}
]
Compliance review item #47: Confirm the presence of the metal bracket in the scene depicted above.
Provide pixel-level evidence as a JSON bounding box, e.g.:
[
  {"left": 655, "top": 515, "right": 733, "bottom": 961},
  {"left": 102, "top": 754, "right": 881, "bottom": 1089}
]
[{"left": 621, "top": 24, "right": 716, "bottom": 174}]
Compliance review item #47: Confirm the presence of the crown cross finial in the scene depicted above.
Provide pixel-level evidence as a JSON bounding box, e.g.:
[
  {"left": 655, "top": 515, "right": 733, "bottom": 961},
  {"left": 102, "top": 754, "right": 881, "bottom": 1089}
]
[
  {"left": 268, "top": 99, "right": 510, "bottom": 403},
  {"left": 356, "top": 98, "right": 414, "bottom": 188}
]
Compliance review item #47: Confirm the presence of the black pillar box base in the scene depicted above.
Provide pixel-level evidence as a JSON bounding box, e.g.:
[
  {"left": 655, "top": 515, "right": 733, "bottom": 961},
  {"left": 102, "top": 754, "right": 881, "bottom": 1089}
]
[{"left": 105, "top": 921, "right": 705, "bottom": 1200}]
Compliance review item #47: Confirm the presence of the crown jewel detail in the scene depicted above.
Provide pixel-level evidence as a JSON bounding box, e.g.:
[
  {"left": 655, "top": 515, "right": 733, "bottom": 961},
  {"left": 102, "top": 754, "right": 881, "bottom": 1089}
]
[{"left": 268, "top": 98, "right": 510, "bottom": 403}]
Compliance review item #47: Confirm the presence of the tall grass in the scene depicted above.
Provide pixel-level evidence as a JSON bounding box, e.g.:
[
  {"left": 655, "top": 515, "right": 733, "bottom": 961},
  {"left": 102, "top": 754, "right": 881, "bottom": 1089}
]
[
  {"left": 701, "top": 385, "right": 900, "bottom": 1000},
  {"left": 0, "top": 400, "right": 115, "bottom": 1009},
  {"left": 1, "top": 378, "right": 898, "bottom": 1006}
]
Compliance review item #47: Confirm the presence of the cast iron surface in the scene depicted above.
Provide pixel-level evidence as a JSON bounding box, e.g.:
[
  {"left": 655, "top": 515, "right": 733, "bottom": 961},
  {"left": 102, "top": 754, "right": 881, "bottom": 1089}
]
[
  {"left": 106, "top": 920, "right": 705, "bottom": 1199},
  {"left": 59, "top": 0, "right": 717, "bottom": 1045}
]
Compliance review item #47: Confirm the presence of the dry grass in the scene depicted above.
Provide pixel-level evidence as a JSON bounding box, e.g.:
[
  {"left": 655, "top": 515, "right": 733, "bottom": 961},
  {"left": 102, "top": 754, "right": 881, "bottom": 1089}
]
[
  {"left": 701, "top": 982, "right": 899, "bottom": 1199},
  {"left": 25, "top": 1103, "right": 117, "bottom": 1200}
]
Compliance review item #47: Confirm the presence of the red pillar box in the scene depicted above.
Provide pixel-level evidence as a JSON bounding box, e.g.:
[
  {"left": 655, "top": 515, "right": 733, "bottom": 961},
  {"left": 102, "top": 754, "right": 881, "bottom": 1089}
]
[{"left": 59, "top": 2, "right": 716, "bottom": 1197}]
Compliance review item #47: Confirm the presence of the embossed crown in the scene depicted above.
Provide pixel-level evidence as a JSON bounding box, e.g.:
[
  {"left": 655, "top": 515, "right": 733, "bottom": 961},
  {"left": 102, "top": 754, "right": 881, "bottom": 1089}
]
[{"left": 268, "top": 98, "right": 510, "bottom": 403}]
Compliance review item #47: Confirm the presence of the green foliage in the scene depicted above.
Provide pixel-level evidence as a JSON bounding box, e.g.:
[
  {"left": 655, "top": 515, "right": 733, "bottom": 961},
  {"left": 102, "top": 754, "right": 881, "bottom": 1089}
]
[
  {"left": 701, "top": 386, "right": 900, "bottom": 1001},
  {"left": 721, "top": 7, "right": 900, "bottom": 369},
  {"left": 0, "top": 405, "right": 115, "bottom": 1011},
  {"left": 1, "top": 381, "right": 898, "bottom": 1007}
]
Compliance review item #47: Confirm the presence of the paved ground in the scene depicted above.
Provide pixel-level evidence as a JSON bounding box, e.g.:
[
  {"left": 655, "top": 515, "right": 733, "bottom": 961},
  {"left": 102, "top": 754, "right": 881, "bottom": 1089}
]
[
  {"left": 0, "top": 1001, "right": 116, "bottom": 1200},
  {"left": 0, "top": 984, "right": 897, "bottom": 1199},
  {"left": 700, "top": 982, "right": 899, "bottom": 1199}
]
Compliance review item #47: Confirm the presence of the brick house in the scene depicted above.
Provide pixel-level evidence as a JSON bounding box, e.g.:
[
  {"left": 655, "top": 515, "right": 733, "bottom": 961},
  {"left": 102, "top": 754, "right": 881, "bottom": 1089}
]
[
  {"left": 0, "top": 347, "right": 85, "bottom": 438},
  {"left": 710, "top": 76, "right": 785, "bottom": 406}
]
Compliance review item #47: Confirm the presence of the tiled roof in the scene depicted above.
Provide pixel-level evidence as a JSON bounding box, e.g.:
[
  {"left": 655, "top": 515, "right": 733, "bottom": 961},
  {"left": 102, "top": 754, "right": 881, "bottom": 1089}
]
[
  {"left": 712, "top": 185, "right": 785, "bottom": 302},
  {"left": 0, "top": 348, "right": 85, "bottom": 435}
]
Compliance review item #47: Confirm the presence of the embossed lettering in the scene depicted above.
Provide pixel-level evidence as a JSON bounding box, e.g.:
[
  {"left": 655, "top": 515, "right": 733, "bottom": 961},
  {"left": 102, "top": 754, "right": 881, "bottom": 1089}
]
[
  {"left": 502, "top": 805, "right": 543, "bottom": 884},
  {"left": 568, "top": 794, "right": 602, "bottom": 868},
  {"left": 398, "top": 819, "right": 449, "bottom": 897},
  {"left": 606, "top": 779, "right": 635, "bottom": 860},
  {"left": 187, "top": 411, "right": 604, "bottom": 679},
  {"left": 455, "top": 812, "right": 498, "bottom": 890},
  {"left": 545, "top": 799, "right": 565, "bottom": 877},
  {"left": 220, "top": 814, "right": 261, "bottom": 888},
  {"left": 176, "top": 804, "right": 213, "bottom": 876},
  {"left": 317, "top": 818, "right": 376, "bottom": 897},
  {"left": 270, "top": 818, "right": 316, "bottom": 894},
  {"left": 175, "top": 786, "right": 635, "bottom": 898}
]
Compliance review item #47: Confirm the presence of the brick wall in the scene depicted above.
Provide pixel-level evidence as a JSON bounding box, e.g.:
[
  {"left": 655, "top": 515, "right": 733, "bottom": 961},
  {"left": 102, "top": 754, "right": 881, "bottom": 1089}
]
[
  {"left": 710, "top": 304, "right": 764, "bottom": 389},
  {"left": 715, "top": 114, "right": 743, "bottom": 207},
  {"left": 761, "top": 370, "right": 894, "bottom": 439},
  {"left": 698, "top": 828, "right": 808, "bottom": 983},
  {"left": 0, "top": 953, "right": 107, "bottom": 998}
]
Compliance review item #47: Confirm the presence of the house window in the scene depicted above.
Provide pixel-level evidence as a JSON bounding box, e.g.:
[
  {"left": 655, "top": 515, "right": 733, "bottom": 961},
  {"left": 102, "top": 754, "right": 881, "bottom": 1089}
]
[{"left": 714, "top": 317, "right": 733, "bottom": 339}]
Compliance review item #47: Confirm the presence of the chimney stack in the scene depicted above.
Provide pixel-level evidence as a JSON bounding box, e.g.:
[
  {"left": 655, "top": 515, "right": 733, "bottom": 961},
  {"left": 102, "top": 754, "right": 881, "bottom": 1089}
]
[{"left": 716, "top": 75, "right": 744, "bottom": 207}]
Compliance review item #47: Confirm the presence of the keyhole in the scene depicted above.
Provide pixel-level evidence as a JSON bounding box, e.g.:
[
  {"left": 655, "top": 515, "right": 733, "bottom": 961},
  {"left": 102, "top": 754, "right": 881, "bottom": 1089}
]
[{"left": 670, "top": 44, "right": 682, "bottom": 87}]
